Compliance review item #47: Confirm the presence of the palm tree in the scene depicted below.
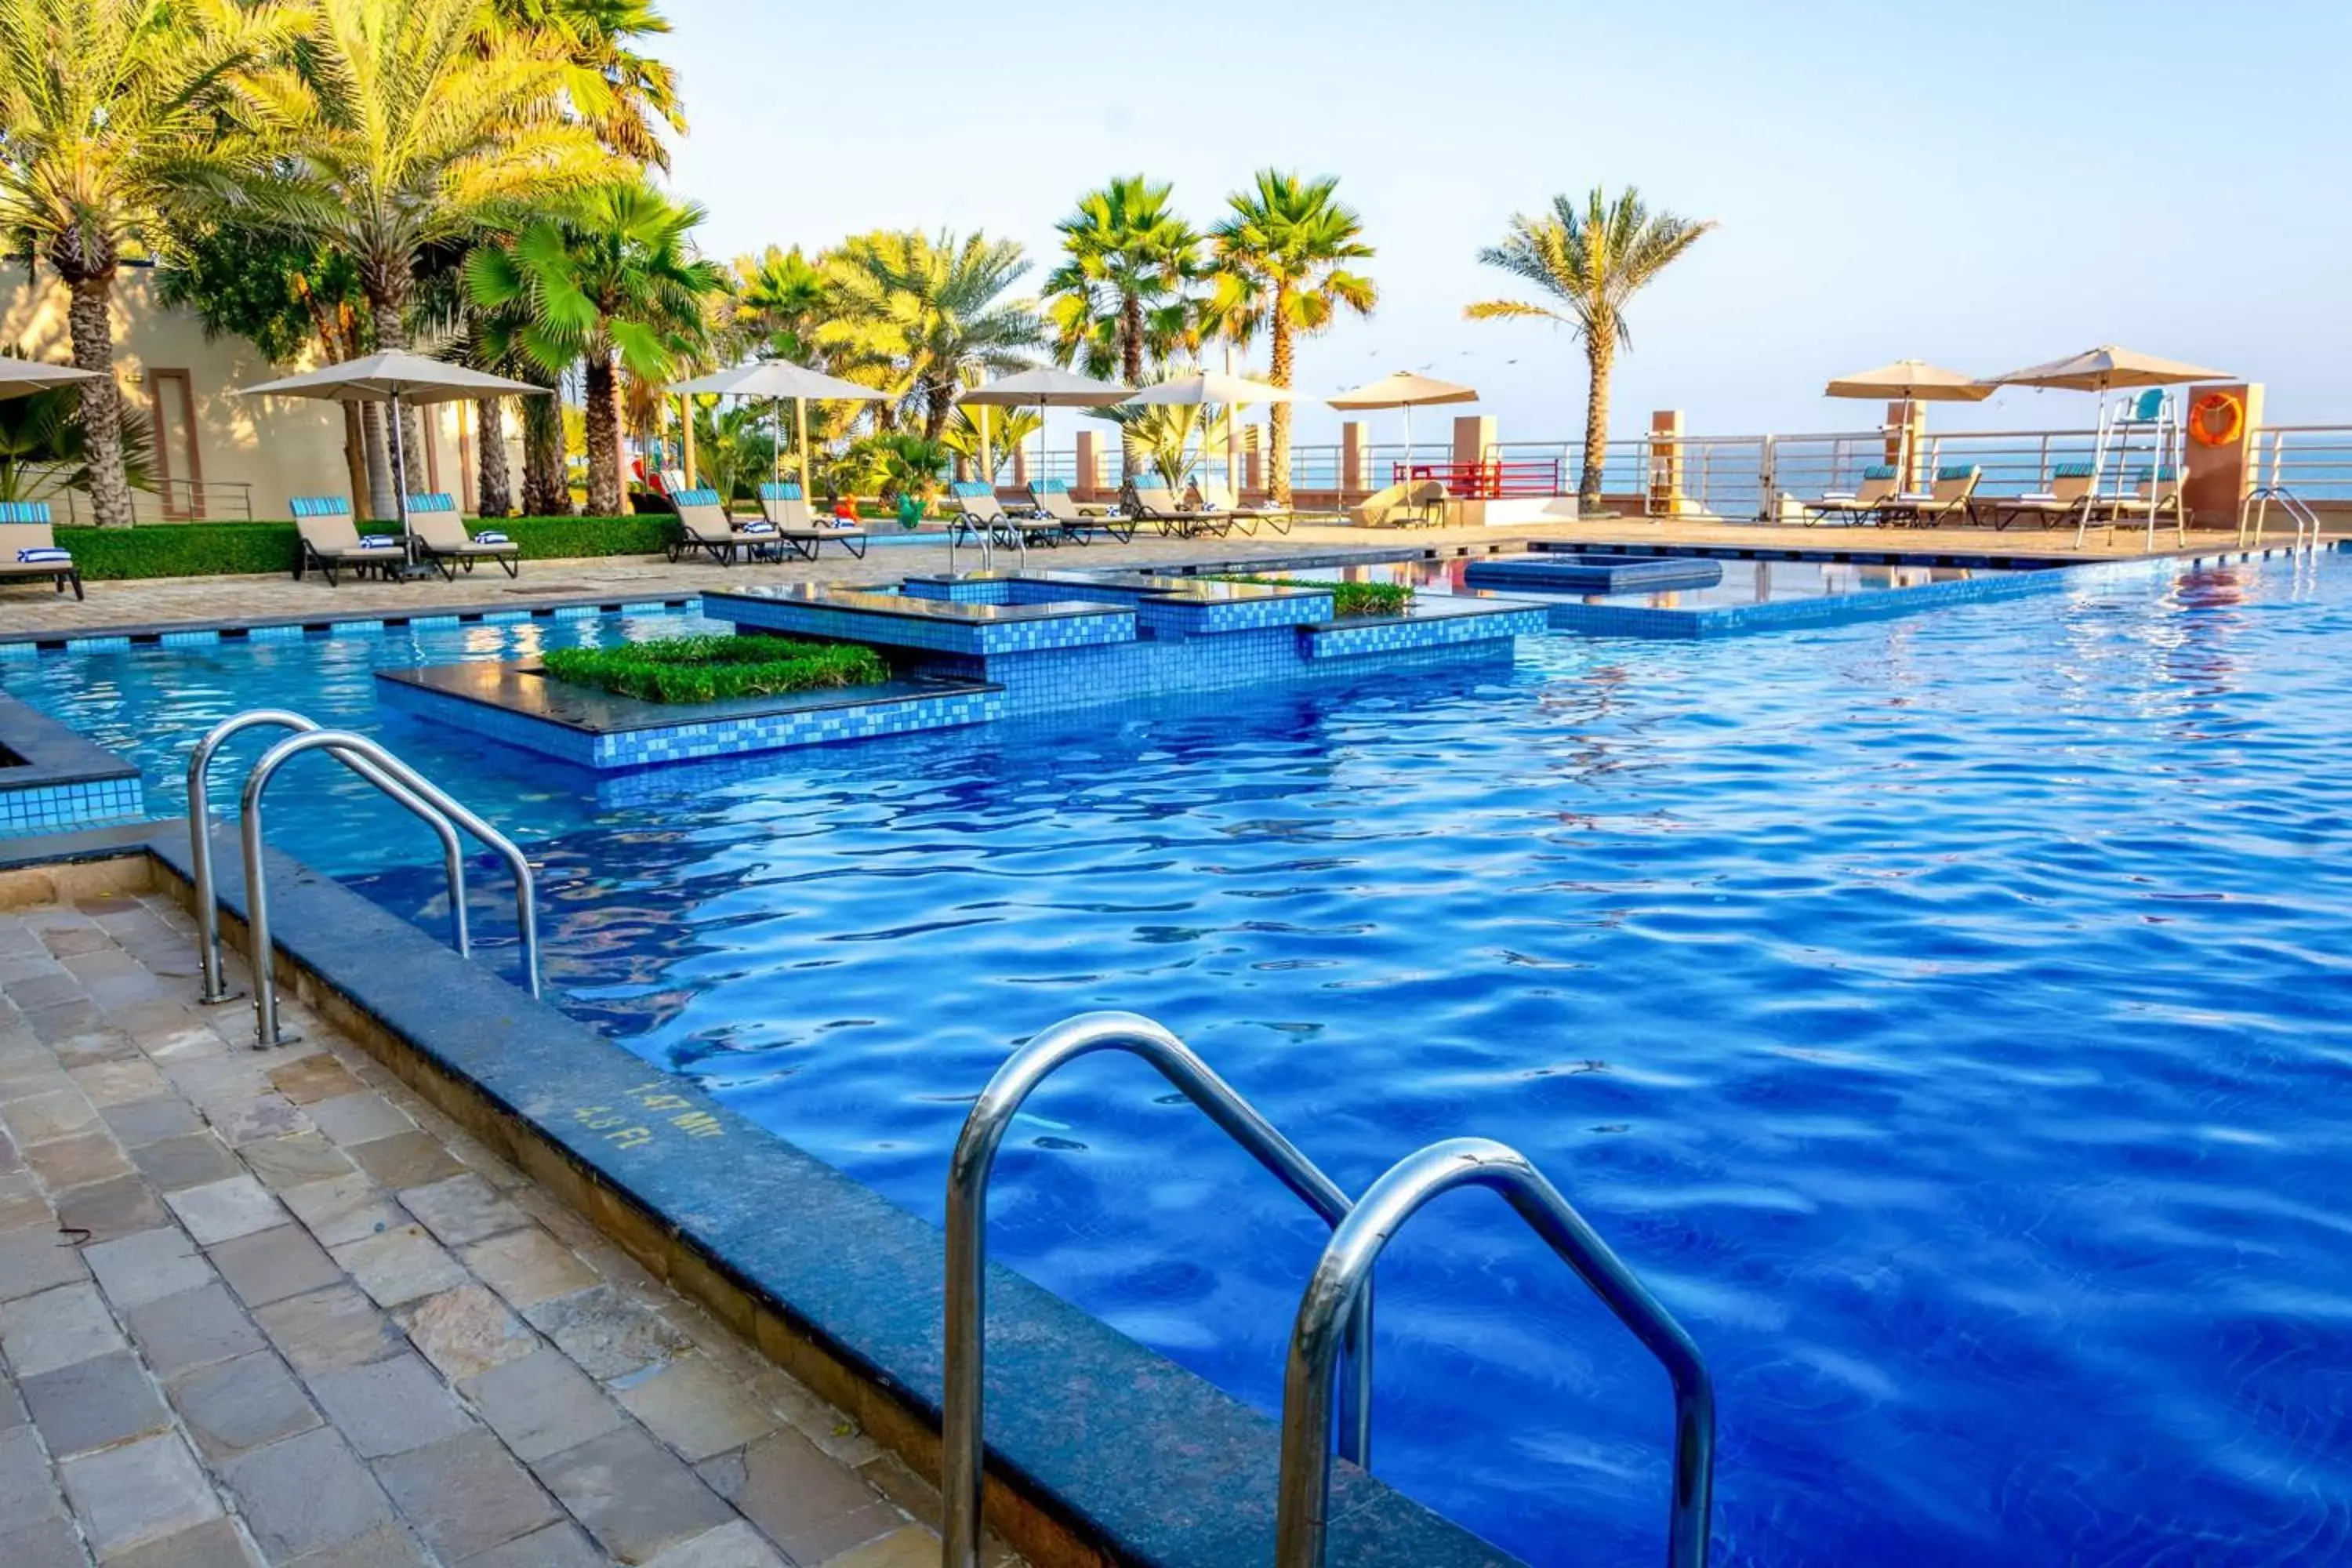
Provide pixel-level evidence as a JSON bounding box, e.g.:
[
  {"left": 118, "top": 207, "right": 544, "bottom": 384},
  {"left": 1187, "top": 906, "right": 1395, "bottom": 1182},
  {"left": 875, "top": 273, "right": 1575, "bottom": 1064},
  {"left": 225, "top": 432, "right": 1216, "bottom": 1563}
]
[
  {"left": 1044, "top": 176, "right": 1200, "bottom": 387},
  {"left": 497, "top": 0, "right": 684, "bottom": 169},
  {"left": 1465, "top": 187, "right": 1714, "bottom": 510},
  {"left": 819, "top": 230, "right": 1040, "bottom": 441},
  {"left": 0, "top": 0, "right": 294, "bottom": 525},
  {"left": 940, "top": 404, "right": 1040, "bottom": 483},
  {"left": 466, "top": 181, "right": 722, "bottom": 514},
  {"left": 1209, "top": 170, "right": 1376, "bottom": 506},
  {"left": 230, "top": 0, "right": 612, "bottom": 514},
  {"left": 725, "top": 245, "right": 829, "bottom": 362}
]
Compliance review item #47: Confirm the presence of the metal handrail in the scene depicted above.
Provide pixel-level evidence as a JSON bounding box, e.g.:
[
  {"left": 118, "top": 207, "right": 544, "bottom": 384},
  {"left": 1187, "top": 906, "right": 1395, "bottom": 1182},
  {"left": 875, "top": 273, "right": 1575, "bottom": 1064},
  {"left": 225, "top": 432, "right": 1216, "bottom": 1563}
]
[
  {"left": 238, "top": 728, "right": 540, "bottom": 1047},
  {"left": 187, "top": 710, "right": 470, "bottom": 1005},
  {"left": 942, "top": 1011, "right": 1373, "bottom": 1568},
  {"left": 1275, "top": 1138, "right": 1715, "bottom": 1568}
]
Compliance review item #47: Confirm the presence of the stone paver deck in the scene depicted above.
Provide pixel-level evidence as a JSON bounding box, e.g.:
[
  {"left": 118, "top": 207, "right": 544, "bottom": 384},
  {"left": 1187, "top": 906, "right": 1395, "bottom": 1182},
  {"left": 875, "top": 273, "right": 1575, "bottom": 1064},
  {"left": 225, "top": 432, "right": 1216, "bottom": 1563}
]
[{"left": 0, "top": 892, "right": 1014, "bottom": 1567}]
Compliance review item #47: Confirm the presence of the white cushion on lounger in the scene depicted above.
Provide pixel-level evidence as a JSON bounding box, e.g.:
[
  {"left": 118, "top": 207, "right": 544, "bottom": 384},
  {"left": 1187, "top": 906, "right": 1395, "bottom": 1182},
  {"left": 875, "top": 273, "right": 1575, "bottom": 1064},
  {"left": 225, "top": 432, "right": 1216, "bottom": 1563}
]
[
  {"left": 359, "top": 535, "right": 402, "bottom": 549},
  {"left": 2014, "top": 493, "right": 2059, "bottom": 503},
  {"left": 473, "top": 531, "right": 511, "bottom": 544},
  {"left": 16, "top": 547, "right": 70, "bottom": 562}
]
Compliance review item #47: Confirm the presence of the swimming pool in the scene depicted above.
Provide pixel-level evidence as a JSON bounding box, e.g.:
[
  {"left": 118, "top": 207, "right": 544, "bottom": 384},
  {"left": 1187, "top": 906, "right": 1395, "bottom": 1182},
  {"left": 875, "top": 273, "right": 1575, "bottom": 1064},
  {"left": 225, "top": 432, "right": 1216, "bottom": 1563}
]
[{"left": 10, "top": 551, "right": 2352, "bottom": 1565}]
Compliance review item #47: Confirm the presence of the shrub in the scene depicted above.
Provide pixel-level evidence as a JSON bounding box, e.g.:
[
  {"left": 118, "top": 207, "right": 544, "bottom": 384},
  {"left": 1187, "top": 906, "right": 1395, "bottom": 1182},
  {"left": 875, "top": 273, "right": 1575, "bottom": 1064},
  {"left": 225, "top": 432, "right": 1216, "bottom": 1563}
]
[
  {"left": 56, "top": 514, "right": 679, "bottom": 580},
  {"left": 1210, "top": 575, "right": 1414, "bottom": 617},
  {"left": 539, "top": 635, "right": 890, "bottom": 705}
]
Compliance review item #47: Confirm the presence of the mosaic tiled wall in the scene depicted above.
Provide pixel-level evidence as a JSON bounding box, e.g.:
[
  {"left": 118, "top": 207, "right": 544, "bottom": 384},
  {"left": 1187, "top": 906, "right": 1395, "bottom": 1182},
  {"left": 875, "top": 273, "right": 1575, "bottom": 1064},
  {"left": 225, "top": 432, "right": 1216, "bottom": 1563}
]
[
  {"left": 720, "top": 597, "right": 1135, "bottom": 656},
  {"left": 0, "top": 775, "right": 146, "bottom": 835}
]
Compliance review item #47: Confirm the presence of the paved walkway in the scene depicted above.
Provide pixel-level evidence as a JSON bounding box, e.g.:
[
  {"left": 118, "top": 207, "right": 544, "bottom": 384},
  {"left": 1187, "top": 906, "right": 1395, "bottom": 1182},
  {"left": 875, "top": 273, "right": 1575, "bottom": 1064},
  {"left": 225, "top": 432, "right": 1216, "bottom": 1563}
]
[{"left": 0, "top": 894, "right": 1014, "bottom": 1567}]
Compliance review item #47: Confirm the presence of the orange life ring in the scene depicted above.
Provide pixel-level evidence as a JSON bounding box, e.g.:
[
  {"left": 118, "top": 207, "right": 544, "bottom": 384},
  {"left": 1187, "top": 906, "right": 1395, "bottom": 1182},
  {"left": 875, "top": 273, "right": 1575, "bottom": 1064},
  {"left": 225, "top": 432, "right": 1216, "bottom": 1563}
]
[{"left": 2188, "top": 392, "right": 2243, "bottom": 448}]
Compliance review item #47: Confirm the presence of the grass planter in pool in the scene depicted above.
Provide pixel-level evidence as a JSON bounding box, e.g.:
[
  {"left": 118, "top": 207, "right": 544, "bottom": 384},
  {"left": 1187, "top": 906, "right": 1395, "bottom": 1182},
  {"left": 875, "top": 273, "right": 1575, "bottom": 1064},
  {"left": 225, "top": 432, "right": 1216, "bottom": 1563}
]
[
  {"left": 1209, "top": 575, "right": 1415, "bottom": 617},
  {"left": 539, "top": 635, "right": 889, "bottom": 704}
]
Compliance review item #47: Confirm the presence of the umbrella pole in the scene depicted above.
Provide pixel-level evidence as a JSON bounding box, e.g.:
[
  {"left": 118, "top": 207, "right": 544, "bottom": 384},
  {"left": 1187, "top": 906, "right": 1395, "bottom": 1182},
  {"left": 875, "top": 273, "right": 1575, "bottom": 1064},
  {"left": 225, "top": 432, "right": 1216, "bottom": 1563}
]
[
  {"left": 775, "top": 397, "right": 784, "bottom": 485},
  {"left": 388, "top": 390, "right": 415, "bottom": 574},
  {"left": 797, "top": 397, "right": 811, "bottom": 499}
]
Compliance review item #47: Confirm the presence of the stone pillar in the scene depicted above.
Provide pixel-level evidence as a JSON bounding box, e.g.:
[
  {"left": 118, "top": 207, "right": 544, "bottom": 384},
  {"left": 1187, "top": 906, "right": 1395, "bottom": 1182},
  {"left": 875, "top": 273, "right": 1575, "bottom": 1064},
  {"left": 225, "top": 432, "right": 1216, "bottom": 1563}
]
[
  {"left": 1244, "top": 427, "right": 1263, "bottom": 499},
  {"left": 1649, "top": 409, "right": 1683, "bottom": 515},
  {"left": 1073, "top": 430, "right": 1102, "bottom": 500},
  {"left": 680, "top": 395, "right": 696, "bottom": 490},
  {"left": 1011, "top": 442, "right": 1028, "bottom": 487},
  {"left": 1450, "top": 413, "right": 1495, "bottom": 470},
  {"left": 1340, "top": 421, "right": 1370, "bottom": 497},
  {"left": 2181, "top": 381, "right": 2263, "bottom": 529}
]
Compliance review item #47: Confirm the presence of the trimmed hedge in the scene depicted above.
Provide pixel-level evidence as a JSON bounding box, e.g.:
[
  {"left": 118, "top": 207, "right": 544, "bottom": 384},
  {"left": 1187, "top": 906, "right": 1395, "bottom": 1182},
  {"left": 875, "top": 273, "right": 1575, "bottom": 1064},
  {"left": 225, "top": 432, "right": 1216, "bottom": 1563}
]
[
  {"left": 540, "top": 635, "right": 888, "bottom": 704},
  {"left": 56, "top": 514, "right": 677, "bottom": 581}
]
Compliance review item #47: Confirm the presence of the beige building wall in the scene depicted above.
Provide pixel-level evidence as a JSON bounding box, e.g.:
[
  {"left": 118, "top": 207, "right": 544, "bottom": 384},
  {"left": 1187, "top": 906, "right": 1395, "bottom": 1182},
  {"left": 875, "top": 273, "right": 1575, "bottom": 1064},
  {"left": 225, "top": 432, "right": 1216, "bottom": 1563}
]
[{"left": 0, "top": 262, "right": 503, "bottom": 521}]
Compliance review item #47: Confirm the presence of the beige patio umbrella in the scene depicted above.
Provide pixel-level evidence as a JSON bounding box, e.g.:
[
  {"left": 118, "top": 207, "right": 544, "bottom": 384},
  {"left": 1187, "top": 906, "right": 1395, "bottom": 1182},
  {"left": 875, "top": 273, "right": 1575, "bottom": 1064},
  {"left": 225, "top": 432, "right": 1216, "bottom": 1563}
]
[
  {"left": 0, "top": 359, "right": 98, "bottom": 397},
  {"left": 1824, "top": 360, "right": 1994, "bottom": 488},
  {"left": 1980, "top": 344, "right": 2233, "bottom": 393},
  {"left": 1330, "top": 370, "right": 1479, "bottom": 488},
  {"left": 236, "top": 350, "right": 549, "bottom": 561},
  {"left": 959, "top": 367, "right": 1131, "bottom": 488},
  {"left": 670, "top": 360, "right": 889, "bottom": 499}
]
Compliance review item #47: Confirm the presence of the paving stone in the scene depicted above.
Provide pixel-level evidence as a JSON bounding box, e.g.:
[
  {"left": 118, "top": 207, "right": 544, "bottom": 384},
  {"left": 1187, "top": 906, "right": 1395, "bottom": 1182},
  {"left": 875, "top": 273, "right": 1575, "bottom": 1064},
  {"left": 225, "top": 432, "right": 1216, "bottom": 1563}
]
[
  {"left": 306, "top": 1096, "right": 412, "bottom": 1149},
  {"left": 699, "top": 1425, "right": 898, "bottom": 1565},
  {"left": 25, "top": 1001, "right": 107, "bottom": 1047},
  {"left": 266, "top": 1057, "right": 363, "bottom": 1107},
  {"left": 345, "top": 1134, "right": 465, "bottom": 1193},
  {"left": 220, "top": 1428, "right": 394, "bottom": 1562},
  {"left": 458, "top": 1350, "right": 624, "bottom": 1464},
  {"left": 71, "top": 1059, "right": 171, "bottom": 1111},
  {"left": 23, "top": 1131, "right": 133, "bottom": 1190},
  {"left": 282, "top": 1521, "right": 427, "bottom": 1566},
  {"left": 202, "top": 1094, "right": 307, "bottom": 1148},
  {"left": 616, "top": 1354, "right": 784, "bottom": 1463},
  {"left": 0, "top": 1226, "right": 91, "bottom": 1301},
  {"left": 457, "top": 1520, "right": 605, "bottom": 1568},
  {"left": 171, "top": 1351, "right": 321, "bottom": 1463},
  {"left": 279, "top": 1174, "right": 404, "bottom": 1249},
  {"left": 0, "top": 1515, "right": 87, "bottom": 1567},
  {"left": 2, "top": 1283, "right": 124, "bottom": 1376},
  {"left": 524, "top": 1285, "right": 692, "bottom": 1381},
  {"left": 84, "top": 1227, "right": 216, "bottom": 1310},
  {"left": 239, "top": 1134, "right": 354, "bottom": 1193},
  {"left": 822, "top": 1526, "right": 944, "bottom": 1568},
  {"left": 58, "top": 1433, "right": 222, "bottom": 1559},
  {"left": 4, "top": 972, "right": 82, "bottom": 1010},
  {"left": 125, "top": 1284, "right": 265, "bottom": 1377},
  {"left": 372, "top": 1428, "right": 555, "bottom": 1561},
  {"left": 39, "top": 926, "right": 109, "bottom": 959},
  {"left": 111, "top": 1515, "right": 261, "bottom": 1567},
  {"left": 0, "top": 1425, "right": 67, "bottom": 1537},
  {"left": 132, "top": 1135, "right": 245, "bottom": 1196},
  {"left": 332, "top": 1226, "right": 465, "bottom": 1308},
  {"left": 162, "top": 1058, "right": 270, "bottom": 1114},
  {"left": 0, "top": 1174, "right": 53, "bottom": 1233},
  {"left": 2, "top": 1087, "right": 100, "bottom": 1146},
  {"left": 22, "top": 1348, "right": 171, "bottom": 1457},
  {"left": 164, "top": 1174, "right": 285, "bottom": 1244},
  {"left": 254, "top": 1287, "right": 405, "bottom": 1378},
  {"left": 52, "top": 1029, "right": 136, "bottom": 1070},
  {"left": 644, "top": 1519, "right": 790, "bottom": 1568},
  {"left": 396, "top": 1175, "right": 525, "bottom": 1250},
  {"left": 456, "top": 1228, "right": 597, "bottom": 1312},
  {"left": 307, "top": 1355, "right": 471, "bottom": 1460},
  {"left": 209, "top": 1225, "right": 340, "bottom": 1309},
  {"left": 138, "top": 1023, "right": 230, "bottom": 1065},
  {"left": 100, "top": 1095, "right": 204, "bottom": 1146},
  {"left": 390, "top": 1285, "right": 535, "bottom": 1383},
  {"left": 0, "top": 1371, "right": 23, "bottom": 1431},
  {"left": 54, "top": 1174, "right": 170, "bottom": 1244},
  {"left": 534, "top": 1425, "right": 734, "bottom": 1566}
]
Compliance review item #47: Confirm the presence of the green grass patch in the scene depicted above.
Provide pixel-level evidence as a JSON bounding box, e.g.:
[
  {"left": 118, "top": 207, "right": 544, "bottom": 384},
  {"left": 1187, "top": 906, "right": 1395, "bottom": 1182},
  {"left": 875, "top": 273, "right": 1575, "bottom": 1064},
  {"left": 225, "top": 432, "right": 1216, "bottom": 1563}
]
[
  {"left": 539, "top": 635, "right": 890, "bottom": 705},
  {"left": 1209, "top": 575, "right": 1414, "bottom": 617}
]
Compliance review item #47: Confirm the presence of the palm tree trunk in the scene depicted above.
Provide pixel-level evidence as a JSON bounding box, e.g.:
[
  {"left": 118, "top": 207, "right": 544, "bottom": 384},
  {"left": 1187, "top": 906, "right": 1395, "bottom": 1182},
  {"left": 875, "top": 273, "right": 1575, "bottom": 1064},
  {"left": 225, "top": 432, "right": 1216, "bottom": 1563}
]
[
  {"left": 923, "top": 379, "right": 954, "bottom": 444},
  {"left": 1120, "top": 294, "right": 1145, "bottom": 479},
  {"left": 52, "top": 234, "right": 132, "bottom": 528},
  {"left": 361, "top": 270, "right": 427, "bottom": 494},
  {"left": 474, "top": 397, "right": 511, "bottom": 517},
  {"left": 1268, "top": 289, "right": 1294, "bottom": 507},
  {"left": 340, "top": 405, "right": 370, "bottom": 519},
  {"left": 583, "top": 354, "right": 622, "bottom": 515},
  {"left": 521, "top": 388, "right": 568, "bottom": 515},
  {"left": 360, "top": 403, "right": 395, "bottom": 521},
  {"left": 1580, "top": 328, "right": 1614, "bottom": 510}
]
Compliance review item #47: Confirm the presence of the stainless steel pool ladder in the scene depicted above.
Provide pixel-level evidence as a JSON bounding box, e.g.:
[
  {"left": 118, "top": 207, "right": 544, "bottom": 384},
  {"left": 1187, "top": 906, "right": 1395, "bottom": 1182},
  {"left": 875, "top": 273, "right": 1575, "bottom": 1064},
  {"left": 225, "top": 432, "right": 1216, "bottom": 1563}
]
[
  {"left": 1273, "top": 1138, "right": 1716, "bottom": 1568},
  {"left": 940, "top": 1011, "right": 1373, "bottom": 1568},
  {"left": 2238, "top": 434, "right": 2324, "bottom": 550},
  {"left": 186, "top": 710, "right": 539, "bottom": 1048}
]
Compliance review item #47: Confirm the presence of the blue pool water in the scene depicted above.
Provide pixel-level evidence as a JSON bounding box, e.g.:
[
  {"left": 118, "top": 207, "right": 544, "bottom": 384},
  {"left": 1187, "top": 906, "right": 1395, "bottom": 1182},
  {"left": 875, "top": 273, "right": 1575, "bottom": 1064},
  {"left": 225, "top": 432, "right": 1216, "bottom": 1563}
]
[{"left": 9, "top": 553, "right": 2352, "bottom": 1565}]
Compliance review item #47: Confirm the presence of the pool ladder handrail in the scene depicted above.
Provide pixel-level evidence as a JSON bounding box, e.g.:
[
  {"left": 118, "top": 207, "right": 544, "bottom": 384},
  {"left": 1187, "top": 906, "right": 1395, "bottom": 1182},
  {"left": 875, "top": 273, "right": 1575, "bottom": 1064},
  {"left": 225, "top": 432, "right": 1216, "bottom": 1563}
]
[
  {"left": 941, "top": 1011, "right": 1373, "bottom": 1568},
  {"left": 1274, "top": 1137, "right": 1716, "bottom": 1568},
  {"left": 186, "top": 712, "right": 539, "bottom": 1048}
]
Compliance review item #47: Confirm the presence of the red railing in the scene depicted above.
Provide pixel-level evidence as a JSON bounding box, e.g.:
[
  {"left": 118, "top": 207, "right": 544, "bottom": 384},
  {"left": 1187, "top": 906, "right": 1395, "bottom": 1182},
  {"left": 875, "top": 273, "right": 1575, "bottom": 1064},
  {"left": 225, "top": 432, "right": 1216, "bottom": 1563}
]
[{"left": 1387, "top": 458, "right": 1564, "bottom": 499}]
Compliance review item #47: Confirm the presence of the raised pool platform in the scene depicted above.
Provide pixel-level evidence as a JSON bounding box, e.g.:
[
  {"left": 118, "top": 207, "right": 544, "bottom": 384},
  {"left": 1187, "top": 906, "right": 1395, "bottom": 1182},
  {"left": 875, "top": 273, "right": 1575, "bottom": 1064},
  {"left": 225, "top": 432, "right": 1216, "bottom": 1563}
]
[
  {"left": 1465, "top": 554, "right": 1726, "bottom": 593},
  {"left": 376, "top": 571, "right": 1546, "bottom": 770},
  {"left": 0, "top": 690, "right": 146, "bottom": 833}
]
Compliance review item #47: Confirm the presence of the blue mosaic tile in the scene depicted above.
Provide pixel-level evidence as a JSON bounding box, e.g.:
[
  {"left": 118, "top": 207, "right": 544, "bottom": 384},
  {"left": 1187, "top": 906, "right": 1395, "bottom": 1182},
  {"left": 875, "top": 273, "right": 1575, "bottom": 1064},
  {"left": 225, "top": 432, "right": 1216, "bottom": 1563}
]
[
  {"left": 0, "top": 775, "right": 147, "bottom": 834},
  {"left": 160, "top": 629, "right": 221, "bottom": 647},
  {"left": 63, "top": 635, "right": 131, "bottom": 654}
]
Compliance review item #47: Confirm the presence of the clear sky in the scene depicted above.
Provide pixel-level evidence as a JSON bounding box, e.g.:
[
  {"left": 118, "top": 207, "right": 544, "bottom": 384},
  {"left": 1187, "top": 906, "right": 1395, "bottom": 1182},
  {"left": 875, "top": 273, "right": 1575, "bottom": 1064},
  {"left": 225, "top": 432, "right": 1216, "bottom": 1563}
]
[{"left": 662, "top": 0, "right": 2348, "bottom": 446}]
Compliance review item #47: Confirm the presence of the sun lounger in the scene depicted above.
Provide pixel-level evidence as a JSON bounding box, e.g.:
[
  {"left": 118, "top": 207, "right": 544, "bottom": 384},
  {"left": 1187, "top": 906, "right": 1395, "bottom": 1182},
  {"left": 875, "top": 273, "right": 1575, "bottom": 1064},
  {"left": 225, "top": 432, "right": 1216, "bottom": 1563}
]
[
  {"left": 291, "top": 496, "right": 403, "bottom": 585},
  {"left": 407, "top": 494, "right": 520, "bottom": 579},
  {"left": 951, "top": 481, "right": 1066, "bottom": 548},
  {"left": 1025, "top": 479, "right": 1132, "bottom": 542},
  {"left": 757, "top": 483, "right": 868, "bottom": 560},
  {"left": 1193, "top": 478, "right": 1310, "bottom": 536},
  {"left": 1983, "top": 463, "right": 2096, "bottom": 531},
  {"left": 668, "top": 489, "right": 748, "bottom": 563},
  {"left": 2086, "top": 465, "right": 2187, "bottom": 539},
  {"left": 1123, "top": 477, "right": 1234, "bottom": 538},
  {"left": 1348, "top": 480, "right": 1444, "bottom": 528},
  {"left": 0, "top": 503, "right": 81, "bottom": 600},
  {"left": 1802, "top": 466, "right": 1902, "bottom": 526},
  {"left": 1877, "top": 465, "right": 1980, "bottom": 528}
]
